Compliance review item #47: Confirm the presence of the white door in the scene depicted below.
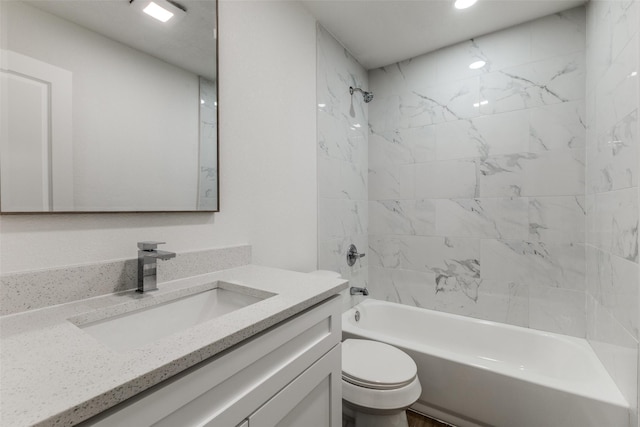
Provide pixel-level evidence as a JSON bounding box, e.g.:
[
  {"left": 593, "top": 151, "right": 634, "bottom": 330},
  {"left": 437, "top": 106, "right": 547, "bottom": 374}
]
[{"left": 0, "top": 50, "right": 73, "bottom": 211}]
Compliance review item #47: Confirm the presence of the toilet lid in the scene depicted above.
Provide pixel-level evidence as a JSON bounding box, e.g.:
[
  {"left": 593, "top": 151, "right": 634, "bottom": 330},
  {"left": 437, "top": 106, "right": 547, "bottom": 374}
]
[{"left": 342, "top": 339, "right": 417, "bottom": 390}]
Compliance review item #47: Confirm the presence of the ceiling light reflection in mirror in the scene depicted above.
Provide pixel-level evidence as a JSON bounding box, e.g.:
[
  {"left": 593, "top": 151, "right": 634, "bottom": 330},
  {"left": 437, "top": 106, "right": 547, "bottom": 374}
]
[
  {"left": 454, "top": 0, "right": 478, "bottom": 10},
  {"left": 143, "top": 2, "right": 175, "bottom": 22}
]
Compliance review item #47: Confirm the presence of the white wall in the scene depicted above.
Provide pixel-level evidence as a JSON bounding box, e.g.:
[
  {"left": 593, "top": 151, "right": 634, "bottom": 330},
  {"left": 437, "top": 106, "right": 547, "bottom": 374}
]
[
  {"left": 0, "top": 0, "right": 318, "bottom": 274},
  {"left": 219, "top": 0, "right": 318, "bottom": 272}
]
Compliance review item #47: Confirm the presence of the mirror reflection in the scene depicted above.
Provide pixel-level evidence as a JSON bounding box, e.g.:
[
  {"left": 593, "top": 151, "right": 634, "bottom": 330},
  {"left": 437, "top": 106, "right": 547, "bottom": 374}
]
[{"left": 0, "top": 0, "right": 218, "bottom": 212}]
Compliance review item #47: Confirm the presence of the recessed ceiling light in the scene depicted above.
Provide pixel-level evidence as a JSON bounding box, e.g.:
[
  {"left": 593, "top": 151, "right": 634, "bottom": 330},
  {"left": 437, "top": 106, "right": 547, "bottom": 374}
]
[
  {"left": 455, "top": 0, "right": 478, "bottom": 10},
  {"left": 143, "top": 2, "right": 174, "bottom": 22},
  {"left": 469, "top": 60, "right": 486, "bottom": 69}
]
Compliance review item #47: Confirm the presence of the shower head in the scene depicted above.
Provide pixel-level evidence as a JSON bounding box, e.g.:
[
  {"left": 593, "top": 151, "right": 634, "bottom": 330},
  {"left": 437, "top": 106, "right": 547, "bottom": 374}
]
[{"left": 350, "top": 86, "right": 374, "bottom": 103}]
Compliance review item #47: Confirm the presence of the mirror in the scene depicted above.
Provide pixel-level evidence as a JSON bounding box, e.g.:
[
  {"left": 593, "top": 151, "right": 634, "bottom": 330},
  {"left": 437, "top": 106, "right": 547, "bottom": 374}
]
[{"left": 0, "top": 0, "right": 218, "bottom": 212}]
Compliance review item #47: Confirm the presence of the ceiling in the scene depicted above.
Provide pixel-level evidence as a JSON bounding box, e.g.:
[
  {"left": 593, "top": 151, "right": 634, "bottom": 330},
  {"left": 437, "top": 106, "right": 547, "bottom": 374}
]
[
  {"left": 302, "top": 0, "right": 586, "bottom": 70},
  {"left": 21, "top": 0, "right": 586, "bottom": 78}
]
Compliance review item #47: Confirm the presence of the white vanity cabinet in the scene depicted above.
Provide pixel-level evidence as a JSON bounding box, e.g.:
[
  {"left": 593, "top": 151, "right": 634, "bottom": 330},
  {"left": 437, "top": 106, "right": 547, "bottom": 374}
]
[
  {"left": 248, "top": 345, "right": 340, "bottom": 427},
  {"left": 81, "top": 296, "right": 342, "bottom": 427}
]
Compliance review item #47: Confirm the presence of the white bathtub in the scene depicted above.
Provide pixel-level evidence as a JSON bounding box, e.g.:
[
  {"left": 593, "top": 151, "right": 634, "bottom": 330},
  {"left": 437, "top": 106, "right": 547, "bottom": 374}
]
[{"left": 342, "top": 299, "right": 630, "bottom": 427}]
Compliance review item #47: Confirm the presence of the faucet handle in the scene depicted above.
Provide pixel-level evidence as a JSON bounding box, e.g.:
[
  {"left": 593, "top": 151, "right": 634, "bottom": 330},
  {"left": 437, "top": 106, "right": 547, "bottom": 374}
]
[
  {"left": 137, "top": 241, "right": 166, "bottom": 251},
  {"left": 346, "top": 244, "right": 366, "bottom": 266}
]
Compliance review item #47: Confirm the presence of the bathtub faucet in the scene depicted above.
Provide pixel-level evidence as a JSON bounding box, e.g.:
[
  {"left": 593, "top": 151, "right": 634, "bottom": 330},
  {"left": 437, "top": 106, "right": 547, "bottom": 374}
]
[{"left": 350, "top": 286, "right": 369, "bottom": 296}]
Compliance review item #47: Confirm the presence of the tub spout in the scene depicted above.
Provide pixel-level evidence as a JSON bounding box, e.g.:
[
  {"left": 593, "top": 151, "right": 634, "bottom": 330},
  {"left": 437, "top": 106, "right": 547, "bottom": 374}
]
[{"left": 350, "top": 286, "right": 369, "bottom": 296}]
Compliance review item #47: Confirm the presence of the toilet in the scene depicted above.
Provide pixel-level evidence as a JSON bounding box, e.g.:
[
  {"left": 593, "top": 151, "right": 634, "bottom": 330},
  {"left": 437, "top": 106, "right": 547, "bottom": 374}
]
[
  {"left": 308, "top": 270, "right": 421, "bottom": 426},
  {"left": 342, "top": 339, "right": 422, "bottom": 427}
]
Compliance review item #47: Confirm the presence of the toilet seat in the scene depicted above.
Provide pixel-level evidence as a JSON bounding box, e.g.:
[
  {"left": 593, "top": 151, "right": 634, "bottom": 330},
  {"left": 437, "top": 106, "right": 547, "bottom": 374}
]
[
  {"left": 342, "top": 339, "right": 417, "bottom": 390},
  {"left": 341, "top": 339, "right": 422, "bottom": 411}
]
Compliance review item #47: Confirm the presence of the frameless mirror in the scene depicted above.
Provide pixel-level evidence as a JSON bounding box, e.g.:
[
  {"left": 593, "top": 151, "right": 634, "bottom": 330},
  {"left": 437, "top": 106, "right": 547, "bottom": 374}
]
[{"left": 0, "top": 0, "right": 218, "bottom": 212}]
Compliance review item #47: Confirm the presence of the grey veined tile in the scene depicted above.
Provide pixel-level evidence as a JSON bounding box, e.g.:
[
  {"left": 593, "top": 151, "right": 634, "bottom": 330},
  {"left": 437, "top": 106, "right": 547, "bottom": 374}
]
[
  {"left": 369, "top": 199, "right": 436, "bottom": 236},
  {"left": 398, "top": 236, "right": 481, "bottom": 290},
  {"left": 435, "top": 198, "right": 529, "bottom": 239},
  {"left": 480, "top": 239, "right": 585, "bottom": 290},
  {"left": 529, "top": 101, "right": 586, "bottom": 152},
  {"left": 528, "top": 196, "right": 586, "bottom": 244},
  {"left": 529, "top": 286, "right": 586, "bottom": 336},
  {"left": 478, "top": 149, "right": 585, "bottom": 199},
  {"left": 590, "top": 188, "right": 639, "bottom": 262},
  {"left": 586, "top": 246, "right": 639, "bottom": 339},
  {"left": 478, "top": 154, "right": 528, "bottom": 198},
  {"left": 478, "top": 149, "right": 585, "bottom": 197},
  {"left": 520, "top": 149, "right": 585, "bottom": 197},
  {"left": 587, "top": 109, "right": 638, "bottom": 193},
  {"left": 399, "top": 77, "right": 480, "bottom": 127},
  {"left": 479, "top": 53, "right": 585, "bottom": 115},
  {"left": 415, "top": 159, "right": 477, "bottom": 199},
  {"left": 368, "top": 266, "right": 436, "bottom": 309}
]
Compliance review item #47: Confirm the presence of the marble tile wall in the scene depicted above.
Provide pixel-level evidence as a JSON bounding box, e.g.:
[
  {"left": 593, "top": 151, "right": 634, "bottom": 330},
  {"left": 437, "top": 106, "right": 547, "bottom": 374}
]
[
  {"left": 367, "top": 8, "right": 587, "bottom": 336},
  {"left": 585, "top": 0, "right": 640, "bottom": 422},
  {"left": 317, "top": 25, "right": 369, "bottom": 310},
  {"left": 198, "top": 77, "right": 218, "bottom": 210}
]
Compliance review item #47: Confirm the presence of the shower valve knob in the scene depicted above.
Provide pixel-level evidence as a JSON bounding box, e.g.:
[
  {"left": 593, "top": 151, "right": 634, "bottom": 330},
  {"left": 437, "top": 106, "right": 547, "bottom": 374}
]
[{"left": 347, "top": 244, "right": 365, "bottom": 266}]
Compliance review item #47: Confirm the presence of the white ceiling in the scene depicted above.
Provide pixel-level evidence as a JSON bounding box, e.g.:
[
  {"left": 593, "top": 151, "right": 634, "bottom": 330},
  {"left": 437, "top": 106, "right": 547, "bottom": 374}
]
[
  {"left": 302, "top": 0, "right": 586, "bottom": 70},
  {"left": 21, "top": 0, "right": 585, "bottom": 78}
]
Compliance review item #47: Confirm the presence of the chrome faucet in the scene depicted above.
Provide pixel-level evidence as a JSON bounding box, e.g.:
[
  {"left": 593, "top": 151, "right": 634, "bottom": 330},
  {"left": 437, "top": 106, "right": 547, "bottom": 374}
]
[
  {"left": 350, "top": 286, "right": 369, "bottom": 296},
  {"left": 137, "top": 241, "right": 176, "bottom": 293},
  {"left": 346, "top": 244, "right": 366, "bottom": 266}
]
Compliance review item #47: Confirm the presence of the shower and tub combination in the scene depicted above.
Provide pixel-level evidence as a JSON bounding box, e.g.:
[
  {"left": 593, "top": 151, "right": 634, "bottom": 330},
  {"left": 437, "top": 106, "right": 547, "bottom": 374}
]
[
  {"left": 317, "top": 6, "right": 635, "bottom": 425},
  {"left": 336, "top": 83, "right": 630, "bottom": 426},
  {"left": 342, "top": 299, "right": 630, "bottom": 427}
]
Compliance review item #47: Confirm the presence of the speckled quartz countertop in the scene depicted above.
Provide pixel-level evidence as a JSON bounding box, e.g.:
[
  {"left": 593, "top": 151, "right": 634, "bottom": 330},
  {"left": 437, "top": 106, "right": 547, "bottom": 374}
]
[{"left": 0, "top": 265, "right": 348, "bottom": 427}]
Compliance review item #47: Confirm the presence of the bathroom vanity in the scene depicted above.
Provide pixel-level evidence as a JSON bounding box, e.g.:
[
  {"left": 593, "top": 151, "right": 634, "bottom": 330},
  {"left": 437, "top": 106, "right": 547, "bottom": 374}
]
[{"left": 0, "top": 266, "right": 347, "bottom": 426}]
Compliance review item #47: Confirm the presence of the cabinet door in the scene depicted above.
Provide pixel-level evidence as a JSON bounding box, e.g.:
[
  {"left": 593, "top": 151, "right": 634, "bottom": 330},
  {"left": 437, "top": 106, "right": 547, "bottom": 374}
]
[{"left": 249, "top": 344, "right": 341, "bottom": 427}]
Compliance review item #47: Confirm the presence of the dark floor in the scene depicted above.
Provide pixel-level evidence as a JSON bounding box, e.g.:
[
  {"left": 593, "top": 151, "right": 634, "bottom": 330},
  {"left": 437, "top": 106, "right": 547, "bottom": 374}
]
[
  {"left": 407, "top": 410, "right": 455, "bottom": 427},
  {"left": 342, "top": 409, "right": 455, "bottom": 427}
]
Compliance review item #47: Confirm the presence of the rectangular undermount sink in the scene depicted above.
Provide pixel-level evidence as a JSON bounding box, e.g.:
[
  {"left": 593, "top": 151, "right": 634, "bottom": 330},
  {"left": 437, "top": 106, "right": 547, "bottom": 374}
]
[{"left": 75, "top": 282, "right": 274, "bottom": 352}]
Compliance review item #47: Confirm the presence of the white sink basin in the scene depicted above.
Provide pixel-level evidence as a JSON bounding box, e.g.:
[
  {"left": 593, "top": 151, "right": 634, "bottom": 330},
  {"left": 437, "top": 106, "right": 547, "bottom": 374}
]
[{"left": 77, "top": 282, "right": 272, "bottom": 351}]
